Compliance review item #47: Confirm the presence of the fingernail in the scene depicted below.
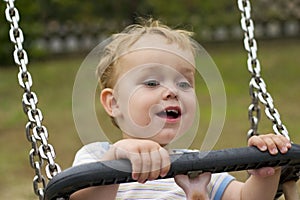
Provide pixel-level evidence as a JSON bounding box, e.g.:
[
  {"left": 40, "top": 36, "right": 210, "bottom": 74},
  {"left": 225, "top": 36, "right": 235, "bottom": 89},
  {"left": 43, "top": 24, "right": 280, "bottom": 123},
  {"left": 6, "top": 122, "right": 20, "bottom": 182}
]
[
  {"left": 271, "top": 148, "right": 278, "bottom": 154},
  {"left": 281, "top": 146, "right": 287, "bottom": 153},
  {"left": 261, "top": 145, "right": 267, "bottom": 151},
  {"left": 132, "top": 173, "right": 138, "bottom": 180},
  {"left": 160, "top": 172, "right": 166, "bottom": 177}
]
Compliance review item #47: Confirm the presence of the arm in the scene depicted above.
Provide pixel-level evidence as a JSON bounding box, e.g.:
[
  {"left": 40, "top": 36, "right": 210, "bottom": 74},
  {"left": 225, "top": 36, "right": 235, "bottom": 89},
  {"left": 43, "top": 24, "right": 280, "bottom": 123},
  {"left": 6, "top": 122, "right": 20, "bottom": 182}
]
[
  {"left": 222, "top": 134, "right": 291, "bottom": 200},
  {"left": 223, "top": 168, "right": 281, "bottom": 200},
  {"left": 70, "top": 185, "right": 119, "bottom": 200},
  {"left": 282, "top": 181, "right": 299, "bottom": 200},
  {"left": 71, "top": 139, "right": 170, "bottom": 200}
]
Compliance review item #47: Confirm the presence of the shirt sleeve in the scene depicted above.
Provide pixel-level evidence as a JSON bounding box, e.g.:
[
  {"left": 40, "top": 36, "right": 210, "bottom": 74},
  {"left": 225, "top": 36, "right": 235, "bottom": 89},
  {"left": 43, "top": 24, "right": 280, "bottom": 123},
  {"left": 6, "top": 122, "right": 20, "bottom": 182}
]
[
  {"left": 209, "top": 173, "right": 235, "bottom": 200},
  {"left": 72, "top": 142, "right": 110, "bottom": 166}
]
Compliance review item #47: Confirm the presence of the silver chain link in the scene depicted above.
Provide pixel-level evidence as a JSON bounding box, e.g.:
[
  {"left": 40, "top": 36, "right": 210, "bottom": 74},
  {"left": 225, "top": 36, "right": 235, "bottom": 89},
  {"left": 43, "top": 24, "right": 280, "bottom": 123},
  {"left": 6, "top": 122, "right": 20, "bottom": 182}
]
[
  {"left": 2, "top": 0, "right": 292, "bottom": 198},
  {"left": 237, "top": 0, "right": 290, "bottom": 141},
  {"left": 3, "top": 0, "right": 61, "bottom": 199}
]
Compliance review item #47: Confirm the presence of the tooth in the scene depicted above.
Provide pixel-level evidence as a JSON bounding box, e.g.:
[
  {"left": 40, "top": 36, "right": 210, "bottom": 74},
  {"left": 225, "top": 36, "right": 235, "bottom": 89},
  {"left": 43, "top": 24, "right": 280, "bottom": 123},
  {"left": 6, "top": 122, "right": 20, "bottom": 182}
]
[
  {"left": 172, "top": 110, "right": 178, "bottom": 114},
  {"left": 167, "top": 109, "right": 178, "bottom": 114}
]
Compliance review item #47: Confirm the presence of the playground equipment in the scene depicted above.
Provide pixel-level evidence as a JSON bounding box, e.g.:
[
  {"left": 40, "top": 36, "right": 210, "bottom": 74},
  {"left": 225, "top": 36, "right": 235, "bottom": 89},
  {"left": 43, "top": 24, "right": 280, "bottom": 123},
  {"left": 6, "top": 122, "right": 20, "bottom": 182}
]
[{"left": 3, "top": 0, "right": 299, "bottom": 199}]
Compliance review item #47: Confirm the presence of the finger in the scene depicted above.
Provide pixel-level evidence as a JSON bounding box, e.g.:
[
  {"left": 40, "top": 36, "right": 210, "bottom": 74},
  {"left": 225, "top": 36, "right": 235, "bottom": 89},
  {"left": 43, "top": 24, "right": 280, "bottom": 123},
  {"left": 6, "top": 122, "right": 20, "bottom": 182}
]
[
  {"left": 197, "top": 172, "right": 211, "bottom": 186},
  {"left": 148, "top": 149, "right": 161, "bottom": 180},
  {"left": 174, "top": 174, "right": 189, "bottom": 189},
  {"left": 128, "top": 152, "right": 142, "bottom": 181},
  {"left": 272, "top": 135, "right": 290, "bottom": 153},
  {"left": 113, "top": 145, "right": 126, "bottom": 159},
  {"left": 248, "top": 167, "right": 275, "bottom": 177},
  {"left": 248, "top": 136, "right": 267, "bottom": 151},
  {"left": 263, "top": 136, "right": 278, "bottom": 155},
  {"left": 137, "top": 151, "right": 151, "bottom": 183},
  {"left": 114, "top": 146, "right": 142, "bottom": 180},
  {"left": 159, "top": 147, "right": 170, "bottom": 177}
]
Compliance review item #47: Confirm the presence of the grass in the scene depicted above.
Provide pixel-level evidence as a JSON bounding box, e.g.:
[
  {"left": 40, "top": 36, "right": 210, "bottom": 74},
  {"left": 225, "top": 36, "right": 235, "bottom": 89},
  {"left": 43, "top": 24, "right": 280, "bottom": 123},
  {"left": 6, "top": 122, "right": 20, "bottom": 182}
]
[{"left": 1, "top": 39, "right": 300, "bottom": 199}]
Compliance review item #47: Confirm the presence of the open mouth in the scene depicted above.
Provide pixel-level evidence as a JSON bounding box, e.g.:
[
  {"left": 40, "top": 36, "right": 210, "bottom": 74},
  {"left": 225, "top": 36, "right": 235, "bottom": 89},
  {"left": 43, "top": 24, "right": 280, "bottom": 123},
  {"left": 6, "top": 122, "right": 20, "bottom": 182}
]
[{"left": 157, "top": 106, "right": 181, "bottom": 119}]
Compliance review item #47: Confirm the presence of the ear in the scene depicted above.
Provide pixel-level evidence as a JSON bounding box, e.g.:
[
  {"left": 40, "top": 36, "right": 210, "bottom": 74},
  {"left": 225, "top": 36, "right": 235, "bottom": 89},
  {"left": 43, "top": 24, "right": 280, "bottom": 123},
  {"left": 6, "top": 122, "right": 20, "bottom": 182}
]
[{"left": 100, "top": 88, "right": 121, "bottom": 117}]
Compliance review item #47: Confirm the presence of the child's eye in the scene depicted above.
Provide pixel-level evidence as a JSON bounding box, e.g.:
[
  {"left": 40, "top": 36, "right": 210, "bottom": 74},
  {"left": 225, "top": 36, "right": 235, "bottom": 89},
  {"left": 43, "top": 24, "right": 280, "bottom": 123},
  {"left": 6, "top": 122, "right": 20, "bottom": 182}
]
[
  {"left": 143, "top": 80, "right": 160, "bottom": 87},
  {"left": 176, "top": 81, "right": 192, "bottom": 90}
]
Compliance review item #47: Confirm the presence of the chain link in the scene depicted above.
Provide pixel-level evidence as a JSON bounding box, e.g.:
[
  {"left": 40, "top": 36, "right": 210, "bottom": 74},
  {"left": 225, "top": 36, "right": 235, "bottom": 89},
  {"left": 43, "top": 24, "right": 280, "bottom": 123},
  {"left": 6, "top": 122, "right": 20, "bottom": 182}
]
[
  {"left": 3, "top": 0, "right": 61, "bottom": 199},
  {"left": 2, "top": 0, "right": 292, "bottom": 198},
  {"left": 237, "top": 0, "right": 290, "bottom": 141}
]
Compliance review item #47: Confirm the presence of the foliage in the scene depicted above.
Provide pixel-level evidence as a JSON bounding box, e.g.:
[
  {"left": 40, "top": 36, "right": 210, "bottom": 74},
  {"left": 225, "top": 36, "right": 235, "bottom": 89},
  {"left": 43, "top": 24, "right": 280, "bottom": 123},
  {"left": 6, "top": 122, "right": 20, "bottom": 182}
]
[
  {"left": 0, "top": 1, "right": 44, "bottom": 65},
  {"left": 1, "top": 0, "right": 298, "bottom": 66},
  {"left": 1, "top": 0, "right": 241, "bottom": 66},
  {"left": 0, "top": 3, "right": 13, "bottom": 65}
]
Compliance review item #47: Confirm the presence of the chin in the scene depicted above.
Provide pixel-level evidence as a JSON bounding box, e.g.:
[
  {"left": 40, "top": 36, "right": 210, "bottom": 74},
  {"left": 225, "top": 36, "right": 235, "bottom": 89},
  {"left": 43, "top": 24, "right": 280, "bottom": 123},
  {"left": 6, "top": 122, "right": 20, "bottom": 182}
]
[{"left": 152, "top": 129, "right": 178, "bottom": 145}]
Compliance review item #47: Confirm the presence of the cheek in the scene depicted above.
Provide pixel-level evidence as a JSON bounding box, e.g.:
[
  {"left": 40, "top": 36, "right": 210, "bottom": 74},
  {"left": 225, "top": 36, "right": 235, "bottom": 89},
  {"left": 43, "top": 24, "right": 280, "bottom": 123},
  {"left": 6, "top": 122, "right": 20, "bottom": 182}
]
[
  {"left": 181, "top": 93, "right": 197, "bottom": 121},
  {"left": 127, "top": 90, "right": 158, "bottom": 125},
  {"left": 176, "top": 94, "right": 197, "bottom": 137},
  {"left": 189, "top": 96, "right": 197, "bottom": 112},
  {"left": 182, "top": 92, "right": 196, "bottom": 109}
]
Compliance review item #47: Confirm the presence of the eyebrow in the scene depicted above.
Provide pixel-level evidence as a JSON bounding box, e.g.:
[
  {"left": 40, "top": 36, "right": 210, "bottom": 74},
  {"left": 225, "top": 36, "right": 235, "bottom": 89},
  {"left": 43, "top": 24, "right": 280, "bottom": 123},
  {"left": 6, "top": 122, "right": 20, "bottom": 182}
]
[
  {"left": 177, "top": 64, "right": 195, "bottom": 79},
  {"left": 138, "top": 64, "right": 195, "bottom": 86},
  {"left": 183, "top": 70, "right": 195, "bottom": 86}
]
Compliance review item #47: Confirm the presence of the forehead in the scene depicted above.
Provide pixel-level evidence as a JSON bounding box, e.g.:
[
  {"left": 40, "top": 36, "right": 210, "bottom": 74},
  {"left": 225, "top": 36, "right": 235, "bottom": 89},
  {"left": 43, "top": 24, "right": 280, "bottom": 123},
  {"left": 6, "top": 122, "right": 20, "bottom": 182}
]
[
  {"left": 128, "top": 34, "right": 195, "bottom": 65},
  {"left": 117, "top": 34, "right": 195, "bottom": 74},
  {"left": 119, "top": 49, "right": 195, "bottom": 74},
  {"left": 110, "top": 34, "right": 196, "bottom": 88}
]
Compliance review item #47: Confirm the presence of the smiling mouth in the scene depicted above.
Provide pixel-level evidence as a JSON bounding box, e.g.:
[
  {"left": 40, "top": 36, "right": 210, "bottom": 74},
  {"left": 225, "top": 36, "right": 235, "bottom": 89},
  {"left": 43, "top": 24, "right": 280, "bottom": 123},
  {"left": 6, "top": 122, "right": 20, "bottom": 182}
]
[{"left": 157, "top": 107, "right": 181, "bottom": 119}]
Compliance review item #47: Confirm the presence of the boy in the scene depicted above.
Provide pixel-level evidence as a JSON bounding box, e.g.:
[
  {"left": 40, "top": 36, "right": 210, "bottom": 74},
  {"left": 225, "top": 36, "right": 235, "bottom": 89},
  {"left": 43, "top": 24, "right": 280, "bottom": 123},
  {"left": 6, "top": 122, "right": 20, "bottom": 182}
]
[{"left": 71, "top": 19, "right": 291, "bottom": 200}]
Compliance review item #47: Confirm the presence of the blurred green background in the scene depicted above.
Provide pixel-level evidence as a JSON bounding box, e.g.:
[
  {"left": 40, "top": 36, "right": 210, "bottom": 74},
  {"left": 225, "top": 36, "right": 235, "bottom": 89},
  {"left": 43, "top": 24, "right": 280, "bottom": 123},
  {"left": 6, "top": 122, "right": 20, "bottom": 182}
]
[{"left": 1, "top": 0, "right": 300, "bottom": 199}]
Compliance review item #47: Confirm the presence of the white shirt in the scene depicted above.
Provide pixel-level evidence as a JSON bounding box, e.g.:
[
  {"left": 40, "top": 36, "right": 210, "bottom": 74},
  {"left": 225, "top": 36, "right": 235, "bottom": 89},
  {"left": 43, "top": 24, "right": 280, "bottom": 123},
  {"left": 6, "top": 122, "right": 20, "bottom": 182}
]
[{"left": 73, "top": 142, "right": 235, "bottom": 200}]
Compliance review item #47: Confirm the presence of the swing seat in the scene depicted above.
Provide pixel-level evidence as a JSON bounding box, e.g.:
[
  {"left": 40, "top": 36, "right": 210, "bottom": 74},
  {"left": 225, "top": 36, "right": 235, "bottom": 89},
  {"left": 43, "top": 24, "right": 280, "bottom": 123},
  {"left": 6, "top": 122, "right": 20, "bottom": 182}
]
[{"left": 44, "top": 144, "right": 300, "bottom": 200}]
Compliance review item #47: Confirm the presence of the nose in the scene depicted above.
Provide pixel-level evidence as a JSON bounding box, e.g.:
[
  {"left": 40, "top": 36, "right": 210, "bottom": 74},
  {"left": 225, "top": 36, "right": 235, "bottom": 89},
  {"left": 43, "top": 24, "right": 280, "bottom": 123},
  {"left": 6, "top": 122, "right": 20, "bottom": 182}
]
[{"left": 162, "top": 86, "right": 178, "bottom": 100}]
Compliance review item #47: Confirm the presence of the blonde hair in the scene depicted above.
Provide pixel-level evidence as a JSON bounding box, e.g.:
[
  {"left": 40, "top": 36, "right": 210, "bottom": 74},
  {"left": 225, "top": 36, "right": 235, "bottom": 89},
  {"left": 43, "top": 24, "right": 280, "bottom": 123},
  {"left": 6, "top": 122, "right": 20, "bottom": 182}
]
[{"left": 96, "top": 18, "right": 196, "bottom": 90}]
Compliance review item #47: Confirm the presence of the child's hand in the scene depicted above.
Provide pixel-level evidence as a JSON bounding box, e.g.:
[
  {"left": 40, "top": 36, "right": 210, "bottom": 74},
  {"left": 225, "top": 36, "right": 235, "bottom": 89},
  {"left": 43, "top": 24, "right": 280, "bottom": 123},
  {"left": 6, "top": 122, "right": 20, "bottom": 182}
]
[
  {"left": 175, "top": 172, "right": 211, "bottom": 200},
  {"left": 105, "top": 139, "right": 170, "bottom": 183},
  {"left": 248, "top": 133, "right": 291, "bottom": 177}
]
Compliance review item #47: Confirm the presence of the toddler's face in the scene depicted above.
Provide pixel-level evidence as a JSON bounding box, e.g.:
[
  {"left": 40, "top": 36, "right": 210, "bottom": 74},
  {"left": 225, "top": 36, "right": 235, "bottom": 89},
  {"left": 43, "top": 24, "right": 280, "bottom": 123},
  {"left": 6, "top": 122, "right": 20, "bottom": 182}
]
[{"left": 112, "top": 47, "right": 196, "bottom": 146}]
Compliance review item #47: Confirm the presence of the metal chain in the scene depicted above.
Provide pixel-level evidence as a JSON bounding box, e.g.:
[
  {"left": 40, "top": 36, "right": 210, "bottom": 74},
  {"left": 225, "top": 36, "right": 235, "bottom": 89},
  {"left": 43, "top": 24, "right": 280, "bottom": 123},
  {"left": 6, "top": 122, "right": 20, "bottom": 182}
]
[
  {"left": 3, "top": 0, "right": 61, "bottom": 199},
  {"left": 237, "top": 0, "right": 290, "bottom": 141}
]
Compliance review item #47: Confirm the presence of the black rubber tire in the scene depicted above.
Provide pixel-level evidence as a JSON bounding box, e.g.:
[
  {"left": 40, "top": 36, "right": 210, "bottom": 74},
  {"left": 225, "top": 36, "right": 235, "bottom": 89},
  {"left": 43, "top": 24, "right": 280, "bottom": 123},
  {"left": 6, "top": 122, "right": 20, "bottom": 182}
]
[{"left": 44, "top": 144, "right": 300, "bottom": 200}]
